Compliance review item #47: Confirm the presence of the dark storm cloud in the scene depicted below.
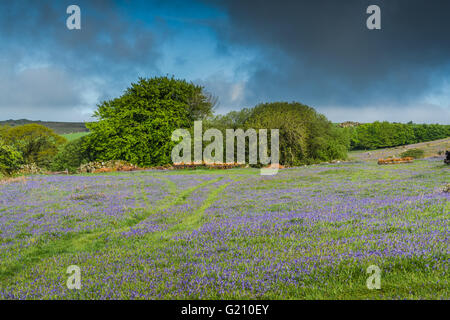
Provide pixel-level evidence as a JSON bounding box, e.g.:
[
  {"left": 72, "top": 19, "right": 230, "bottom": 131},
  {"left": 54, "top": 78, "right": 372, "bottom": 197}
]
[
  {"left": 208, "top": 0, "right": 450, "bottom": 108},
  {"left": 0, "top": 0, "right": 161, "bottom": 72},
  {"left": 0, "top": 0, "right": 163, "bottom": 120},
  {"left": 1, "top": 0, "right": 448, "bottom": 122}
]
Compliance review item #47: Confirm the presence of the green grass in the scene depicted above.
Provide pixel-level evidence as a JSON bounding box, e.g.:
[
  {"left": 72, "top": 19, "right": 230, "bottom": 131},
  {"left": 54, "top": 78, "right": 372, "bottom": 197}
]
[
  {"left": 0, "top": 161, "right": 448, "bottom": 299},
  {"left": 61, "top": 132, "right": 90, "bottom": 142}
]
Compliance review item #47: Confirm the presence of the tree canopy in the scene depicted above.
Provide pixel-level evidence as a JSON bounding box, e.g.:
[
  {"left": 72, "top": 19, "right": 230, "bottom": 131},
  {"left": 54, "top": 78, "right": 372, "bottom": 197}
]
[
  {"left": 206, "top": 102, "right": 349, "bottom": 166},
  {"left": 0, "top": 124, "right": 66, "bottom": 168},
  {"left": 244, "top": 102, "right": 348, "bottom": 165}
]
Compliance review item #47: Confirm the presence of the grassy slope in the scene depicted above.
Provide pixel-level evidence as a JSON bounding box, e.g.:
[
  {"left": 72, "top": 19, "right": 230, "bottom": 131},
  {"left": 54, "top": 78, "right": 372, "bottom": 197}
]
[
  {"left": 61, "top": 132, "right": 90, "bottom": 142},
  {"left": 349, "top": 137, "right": 450, "bottom": 161}
]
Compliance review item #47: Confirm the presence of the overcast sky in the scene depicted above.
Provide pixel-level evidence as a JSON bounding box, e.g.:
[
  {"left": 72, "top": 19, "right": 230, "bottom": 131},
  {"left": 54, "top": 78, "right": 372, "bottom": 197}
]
[{"left": 0, "top": 0, "right": 449, "bottom": 123}]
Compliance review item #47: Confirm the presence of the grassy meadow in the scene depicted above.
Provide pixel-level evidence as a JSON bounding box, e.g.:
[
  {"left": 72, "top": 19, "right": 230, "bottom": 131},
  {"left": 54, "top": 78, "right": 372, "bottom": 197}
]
[
  {"left": 349, "top": 137, "right": 450, "bottom": 161},
  {"left": 0, "top": 159, "right": 448, "bottom": 299},
  {"left": 61, "top": 132, "right": 90, "bottom": 142}
]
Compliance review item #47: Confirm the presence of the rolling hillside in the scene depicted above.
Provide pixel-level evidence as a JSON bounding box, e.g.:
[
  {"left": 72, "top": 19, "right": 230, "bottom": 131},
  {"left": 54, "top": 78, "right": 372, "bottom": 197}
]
[
  {"left": 0, "top": 119, "right": 88, "bottom": 134},
  {"left": 349, "top": 137, "right": 450, "bottom": 161}
]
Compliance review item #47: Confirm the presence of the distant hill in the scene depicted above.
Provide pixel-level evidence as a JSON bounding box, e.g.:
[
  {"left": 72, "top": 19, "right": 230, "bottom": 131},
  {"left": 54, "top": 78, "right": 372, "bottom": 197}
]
[{"left": 0, "top": 119, "right": 89, "bottom": 134}]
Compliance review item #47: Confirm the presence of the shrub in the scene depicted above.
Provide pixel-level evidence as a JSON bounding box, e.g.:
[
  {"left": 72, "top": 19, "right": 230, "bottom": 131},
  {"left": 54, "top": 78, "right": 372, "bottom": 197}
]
[
  {"left": 400, "top": 148, "right": 425, "bottom": 159},
  {"left": 244, "top": 102, "right": 348, "bottom": 165},
  {"left": 2, "top": 124, "right": 66, "bottom": 168},
  {"left": 0, "top": 140, "right": 23, "bottom": 176}
]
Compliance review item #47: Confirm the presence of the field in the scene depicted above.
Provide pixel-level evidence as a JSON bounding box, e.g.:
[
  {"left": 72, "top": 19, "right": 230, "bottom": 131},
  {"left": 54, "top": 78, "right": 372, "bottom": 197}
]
[
  {"left": 61, "top": 132, "right": 90, "bottom": 142},
  {"left": 0, "top": 160, "right": 448, "bottom": 299},
  {"left": 350, "top": 137, "right": 450, "bottom": 161}
]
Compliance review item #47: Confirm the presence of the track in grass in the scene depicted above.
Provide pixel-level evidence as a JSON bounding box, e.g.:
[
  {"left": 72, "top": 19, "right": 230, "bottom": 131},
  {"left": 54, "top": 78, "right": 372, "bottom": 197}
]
[
  {"left": 0, "top": 174, "right": 234, "bottom": 281},
  {"left": 0, "top": 162, "right": 448, "bottom": 299}
]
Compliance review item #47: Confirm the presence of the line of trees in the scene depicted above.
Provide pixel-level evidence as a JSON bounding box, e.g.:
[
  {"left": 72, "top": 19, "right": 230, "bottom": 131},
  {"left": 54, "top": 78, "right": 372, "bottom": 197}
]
[
  {"left": 1, "top": 76, "right": 449, "bottom": 176},
  {"left": 81, "top": 78, "right": 349, "bottom": 167},
  {"left": 344, "top": 122, "right": 450, "bottom": 150}
]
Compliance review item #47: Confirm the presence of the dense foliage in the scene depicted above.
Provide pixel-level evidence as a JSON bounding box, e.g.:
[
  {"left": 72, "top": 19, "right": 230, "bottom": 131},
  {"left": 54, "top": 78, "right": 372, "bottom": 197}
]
[
  {"left": 207, "top": 102, "right": 348, "bottom": 166},
  {"left": 246, "top": 102, "right": 348, "bottom": 165},
  {"left": 0, "top": 124, "right": 66, "bottom": 169},
  {"left": 0, "top": 140, "right": 23, "bottom": 176},
  {"left": 205, "top": 108, "right": 254, "bottom": 131},
  {"left": 346, "top": 122, "right": 450, "bottom": 150},
  {"left": 51, "top": 136, "right": 93, "bottom": 173},
  {"left": 85, "top": 76, "right": 215, "bottom": 167}
]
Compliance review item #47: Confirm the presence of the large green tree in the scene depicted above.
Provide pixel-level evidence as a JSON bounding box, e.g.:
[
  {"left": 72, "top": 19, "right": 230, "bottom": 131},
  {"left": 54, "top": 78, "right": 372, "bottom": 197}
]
[
  {"left": 244, "top": 102, "right": 348, "bottom": 165},
  {"left": 86, "top": 76, "right": 215, "bottom": 166}
]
